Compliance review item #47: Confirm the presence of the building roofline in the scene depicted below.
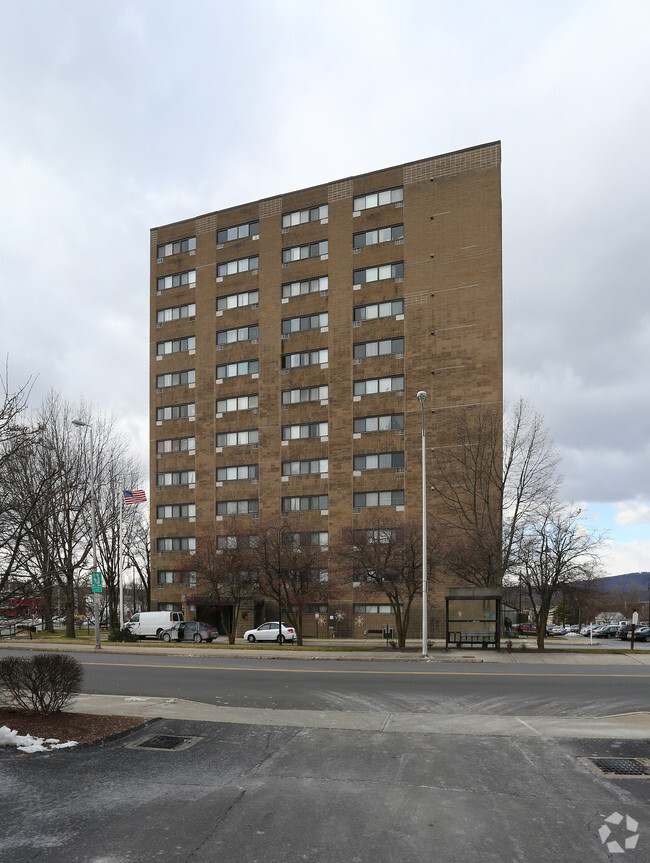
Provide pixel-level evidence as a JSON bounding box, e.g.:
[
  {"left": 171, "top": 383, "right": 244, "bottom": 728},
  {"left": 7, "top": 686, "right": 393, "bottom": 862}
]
[{"left": 151, "top": 140, "right": 501, "bottom": 233}]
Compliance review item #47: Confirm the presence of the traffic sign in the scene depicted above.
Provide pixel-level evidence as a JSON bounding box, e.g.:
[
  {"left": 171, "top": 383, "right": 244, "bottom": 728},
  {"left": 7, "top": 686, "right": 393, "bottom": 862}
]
[{"left": 91, "top": 571, "right": 103, "bottom": 593}]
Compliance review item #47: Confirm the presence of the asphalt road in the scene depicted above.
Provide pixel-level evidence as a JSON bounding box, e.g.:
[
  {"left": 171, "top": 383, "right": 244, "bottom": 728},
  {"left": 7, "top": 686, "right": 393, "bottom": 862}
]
[
  {"left": 5, "top": 650, "right": 648, "bottom": 717},
  {"left": 2, "top": 649, "right": 650, "bottom": 863}
]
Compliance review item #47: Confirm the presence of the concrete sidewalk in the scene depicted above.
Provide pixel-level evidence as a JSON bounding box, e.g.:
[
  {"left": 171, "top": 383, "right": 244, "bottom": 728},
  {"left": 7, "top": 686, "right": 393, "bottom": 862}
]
[
  {"left": 4, "top": 638, "right": 650, "bottom": 664},
  {"left": 69, "top": 692, "right": 650, "bottom": 739}
]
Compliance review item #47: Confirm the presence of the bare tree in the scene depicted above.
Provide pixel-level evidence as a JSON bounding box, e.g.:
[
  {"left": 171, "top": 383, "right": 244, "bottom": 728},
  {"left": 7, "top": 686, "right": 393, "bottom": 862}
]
[
  {"left": 123, "top": 505, "right": 151, "bottom": 612},
  {"left": 335, "top": 516, "right": 442, "bottom": 648},
  {"left": 431, "top": 398, "right": 560, "bottom": 587},
  {"left": 514, "top": 502, "right": 606, "bottom": 648},
  {"left": 250, "top": 520, "right": 332, "bottom": 646},
  {"left": 0, "top": 363, "right": 45, "bottom": 601},
  {"left": 179, "top": 524, "right": 256, "bottom": 643}
]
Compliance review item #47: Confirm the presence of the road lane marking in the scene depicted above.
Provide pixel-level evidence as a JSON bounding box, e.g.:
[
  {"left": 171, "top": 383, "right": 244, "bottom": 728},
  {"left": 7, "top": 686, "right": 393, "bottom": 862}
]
[{"left": 78, "top": 661, "right": 650, "bottom": 678}]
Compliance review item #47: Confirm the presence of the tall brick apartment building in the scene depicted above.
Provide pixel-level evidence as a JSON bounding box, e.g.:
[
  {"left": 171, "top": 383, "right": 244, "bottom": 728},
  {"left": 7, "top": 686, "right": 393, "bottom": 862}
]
[{"left": 150, "top": 141, "right": 502, "bottom": 638}]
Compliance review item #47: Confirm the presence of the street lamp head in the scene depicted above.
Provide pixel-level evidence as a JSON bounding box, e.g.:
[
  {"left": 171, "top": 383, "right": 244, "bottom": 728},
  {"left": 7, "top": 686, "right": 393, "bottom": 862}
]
[
  {"left": 71, "top": 419, "right": 88, "bottom": 428},
  {"left": 416, "top": 391, "right": 428, "bottom": 403}
]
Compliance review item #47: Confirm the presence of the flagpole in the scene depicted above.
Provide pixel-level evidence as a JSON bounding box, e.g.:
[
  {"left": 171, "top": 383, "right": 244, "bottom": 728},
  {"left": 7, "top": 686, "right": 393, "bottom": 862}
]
[{"left": 119, "top": 491, "right": 124, "bottom": 631}]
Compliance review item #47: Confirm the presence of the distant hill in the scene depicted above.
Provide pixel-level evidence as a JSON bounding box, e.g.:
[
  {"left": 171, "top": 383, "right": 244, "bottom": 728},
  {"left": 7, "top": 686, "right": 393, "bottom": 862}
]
[{"left": 598, "top": 572, "right": 650, "bottom": 593}]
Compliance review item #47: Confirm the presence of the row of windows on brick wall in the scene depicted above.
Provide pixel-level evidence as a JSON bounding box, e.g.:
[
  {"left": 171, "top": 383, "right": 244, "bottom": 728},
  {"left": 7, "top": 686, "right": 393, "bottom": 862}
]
[{"left": 156, "top": 188, "right": 403, "bottom": 263}]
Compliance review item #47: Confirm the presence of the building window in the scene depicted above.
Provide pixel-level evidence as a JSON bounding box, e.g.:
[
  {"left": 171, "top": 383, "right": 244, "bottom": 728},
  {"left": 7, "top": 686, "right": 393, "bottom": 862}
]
[
  {"left": 217, "top": 324, "right": 259, "bottom": 346},
  {"left": 157, "top": 237, "right": 196, "bottom": 258},
  {"left": 282, "top": 385, "right": 328, "bottom": 406},
  {"left": 281, "top": 312, "right": 328, "bottom": 335},
  {"left": 353, "top": 187, "right": 403, "bottom": 211},
  {"left": 282, "top": 422, "right": 328, "bottom": 441},
  {"left": 217, "top": 464, "right": 259, "bottom": 482},
  {"left": 217, "top": 428, "right": 259, "bottom": 447},
  {"left": 157, "top": 270, "right": 196, "bottom": 292},
  {"left": 353, "top": 376, "right": 404, "bottom": 397},
  {"left": 156, "top": 537, "right": 196, "bottom": 552},
  {"left": 157, "top": 504, "right": 196, "bottom": 519},
  {"left": 353, "top": 299, "right": 404, "bottom": 322},
  {"left": 282, "top": 275, "right": 328, "bottom": 299},
  {"left": 217, "top": 220, "right": 259, "bottom": 244},
  {"left": 157, "top": 570, "right": 197, "bottom": 587},
  {"left": 353, "top": 490, "right": 404, "bottom": 508},
  {"left": 282, "top": 205, "right": 328, "bottom": 228},
  {"left": 281, "top": 459, "right": 328, "bottom": 476},
  {"left": 216, "top": 499, "right": 259, "bottom": 516},
  {"left": 217, "top": 359, "right": 259, "bottom": 380},
  {"left": 354, "top": 452, "right": 404, "bottom": 471},
  {"left": 157, "top": 470, "right": 196, "bottom": 487},
  {"left": 156, "top": 369, "right": 195, "bottom": 389},
  {"left": 217, "top": 256, "right": 259, "bottom": 278},
  {"left": 156, "top": 403, "right": 196, "bottom": 422},
  {"left": 281, "top": 348, "right": 328, "bottom": 369},
  {"left": 285, "top": 531, "right": 329, "bottom": 548},
  {"left": 353, "top": 338, "right": 404, "bottom": 360},
  {"left": 156, "top": 336, "right": 195, "bottom": 356},
  {"left": 282, "top": 495, "right": 328, "bottom": 513},
  {"left": 217, "top": 534, "right": 259, "bottom": 550},
  {"left": 310, "top": 569, "right": 329, "bottom": 583},
  {"left": 216, "top": 290, "right": 259, "bottom": 312},
  {"left": 217, "top": 394, "right": 259, "bottom": 413},
  {"left": 353, "top": 413, "right": 404, "bottom": 434},
  {"left": 353, "top": 603, "right": 400, "bottom": 614},
  {"left": 282, "top": 240, "right": 328, "bottom": 264},
  {"left": 353, "top": 224, "right": 404, "bottom": 249},
  {"left": 157, "top": 303, "right": 196, "bottom": 324},
  {"left": 157, "top": 436, "right": 196, "bottom": 454},
  {"left": 354, "top": 528, "right": 402, "bottom": 545},
  {"left": 353, "top": 261, "right": 404, "bottom": 286}
]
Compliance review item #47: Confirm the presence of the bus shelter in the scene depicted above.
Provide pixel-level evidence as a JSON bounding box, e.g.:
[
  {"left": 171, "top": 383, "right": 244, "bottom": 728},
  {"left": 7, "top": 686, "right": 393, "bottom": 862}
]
[{"left": 445, "top": 587, "right": 502, "bottom": 650}]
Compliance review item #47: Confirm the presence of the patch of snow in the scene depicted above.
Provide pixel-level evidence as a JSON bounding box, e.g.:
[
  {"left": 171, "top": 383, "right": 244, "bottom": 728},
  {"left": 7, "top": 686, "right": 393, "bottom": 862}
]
[
  {"left": 123, "top": 697, "right": 149, "bottom": 702},
  {"left": 0, "top": 725, "right": 78, "bottom": 753}
]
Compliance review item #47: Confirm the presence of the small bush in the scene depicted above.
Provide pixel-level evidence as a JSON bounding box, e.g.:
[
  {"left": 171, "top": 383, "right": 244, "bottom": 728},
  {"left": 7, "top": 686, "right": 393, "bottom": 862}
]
[
  {"left": 107, "top": 626, "right": 139, "bottom": 643},
  {"left": 0, "top": 653, "right": 83, "bottom": 714}
]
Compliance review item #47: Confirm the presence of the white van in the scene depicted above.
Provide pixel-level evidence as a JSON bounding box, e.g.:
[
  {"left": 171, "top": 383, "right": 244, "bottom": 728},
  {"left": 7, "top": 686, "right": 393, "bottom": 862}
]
[{"left": 126, "top": 611, "right": 184, "bottom": 640}]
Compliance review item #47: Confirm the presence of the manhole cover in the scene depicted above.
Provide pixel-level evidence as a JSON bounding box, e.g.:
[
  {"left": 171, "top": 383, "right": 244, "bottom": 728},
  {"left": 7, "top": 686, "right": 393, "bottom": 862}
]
[
  {"left": 579, "top": 756, "right": 650, "bottom": 778},
  {"left": 127, "top": 734, "right": 202, "bottom": 752}
]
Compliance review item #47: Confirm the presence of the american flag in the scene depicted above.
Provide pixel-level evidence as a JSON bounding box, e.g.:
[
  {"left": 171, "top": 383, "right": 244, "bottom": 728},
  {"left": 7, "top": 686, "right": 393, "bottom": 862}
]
[{"left": 123, "top": 489, "right": 147, "bottom": 505}]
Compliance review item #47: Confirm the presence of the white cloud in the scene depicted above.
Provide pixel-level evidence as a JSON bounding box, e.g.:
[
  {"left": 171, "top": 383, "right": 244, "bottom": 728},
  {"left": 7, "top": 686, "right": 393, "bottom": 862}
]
[{"left": 615, "top": 502, "right": 650, "bottom": 527}]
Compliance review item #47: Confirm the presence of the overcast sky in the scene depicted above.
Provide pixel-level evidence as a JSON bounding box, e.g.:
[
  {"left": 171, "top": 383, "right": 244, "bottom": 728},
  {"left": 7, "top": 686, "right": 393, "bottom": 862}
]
[{"left": 1, "top": 0, "right": 649, "bottom": 578}]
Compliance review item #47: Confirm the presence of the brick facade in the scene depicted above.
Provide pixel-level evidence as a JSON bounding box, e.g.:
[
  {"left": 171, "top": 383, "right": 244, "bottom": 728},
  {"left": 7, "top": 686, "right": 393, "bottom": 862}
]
[{"left": 150, "top": 142, "right": 503, "bottom": 638}]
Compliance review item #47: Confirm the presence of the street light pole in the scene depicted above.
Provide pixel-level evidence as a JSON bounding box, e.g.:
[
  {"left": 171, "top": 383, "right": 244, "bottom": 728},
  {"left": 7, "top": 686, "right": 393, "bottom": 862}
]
[
  {"left": 416, "top": 391, "right": 428, "bottom": 658},
  {"left": 72, "top": 419, "right": 101, "bottom": 650}
]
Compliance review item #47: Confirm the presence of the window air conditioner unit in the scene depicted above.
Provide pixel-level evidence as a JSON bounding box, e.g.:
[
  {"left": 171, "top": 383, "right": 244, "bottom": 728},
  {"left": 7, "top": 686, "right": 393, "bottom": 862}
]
[
  {"left": 282, "top": 333, "right": 290, "bottom": 340},
  {"left": 395, "top": 467, "right": 404, "bottom": 474},
  {"left": 353, "top": 321, "right": 362, "bottom": 327},
  {"left": 157, "top": 258, "right": 164, "bottom": 264},
  {"left": 353, "top": 507, "right": 362, "bottom": 514},
  {"left": 251, "top": 407, "right": 258, "bottom": 414},
  {"left": 320, "top": 290, "right": 328, "bottom": 297},
  {"left": 353, "top": 358, "right": 362, "bottom": 365},
  {"left": 251, "top": 339, "right": 258, "bottom": 344},
  {"left": 251, "top": 303, "right": 259, "bottom": 309},
  {"left": 216, "top": 344, "right": 223, "bottom": 350},
  {"left": 157, "top": 322, "right": 163, "bottom": 328},
  {"left": 395, "top": 353, "right": 404, "bottom": 359},
  {"left": 282, "top": 368, "right": 290, "bottom": 375},
  {"left": 251, "top": 442, "right": 258, "bottom": 449},
  {"left": 396, "top": 390, "right": 404, "bottom": 397},
  {"left": 251, "top": 513, "right": 259, "bottom": 519},
  {"left": 395, "top": 429, "right": 404, "bottom": 435}
]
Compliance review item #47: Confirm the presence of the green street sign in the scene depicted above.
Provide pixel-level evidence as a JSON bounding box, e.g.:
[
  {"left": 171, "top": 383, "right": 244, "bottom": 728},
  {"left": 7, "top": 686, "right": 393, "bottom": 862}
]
[{"left": 91, "top": 571, "right": 103, "bottom": 593}]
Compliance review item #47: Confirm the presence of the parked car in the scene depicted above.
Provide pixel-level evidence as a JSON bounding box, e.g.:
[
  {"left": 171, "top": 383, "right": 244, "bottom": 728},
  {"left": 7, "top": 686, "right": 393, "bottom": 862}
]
[
  {"left": 244, "top": 622, "right": 297, "bottom": 644},
  {"left": 546, "top": 625, "right": 565, "bottom": 636},
  {"left": 617, "top": 623, "right": 636, "bottom": 640},
  {"left": 158, "top": 620, "right": 215, "bottom": 643},
  {"left": 598, "top": 624, "right": 621, "bottom": 638},
  {"left": 633, "top": 626, "right": 650, "bottom": 642}
]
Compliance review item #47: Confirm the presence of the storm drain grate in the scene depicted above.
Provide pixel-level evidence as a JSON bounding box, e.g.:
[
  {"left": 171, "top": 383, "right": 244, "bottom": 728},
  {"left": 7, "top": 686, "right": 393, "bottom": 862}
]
[
  {"left": 128, "top": 734, "right": 202, "bottom": 752},
  {"left": 579, "top": 757, "right": 650, "bottom": 778},
  {"left": 592, "top": 758, "right": 650, "bottom": 776}
]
